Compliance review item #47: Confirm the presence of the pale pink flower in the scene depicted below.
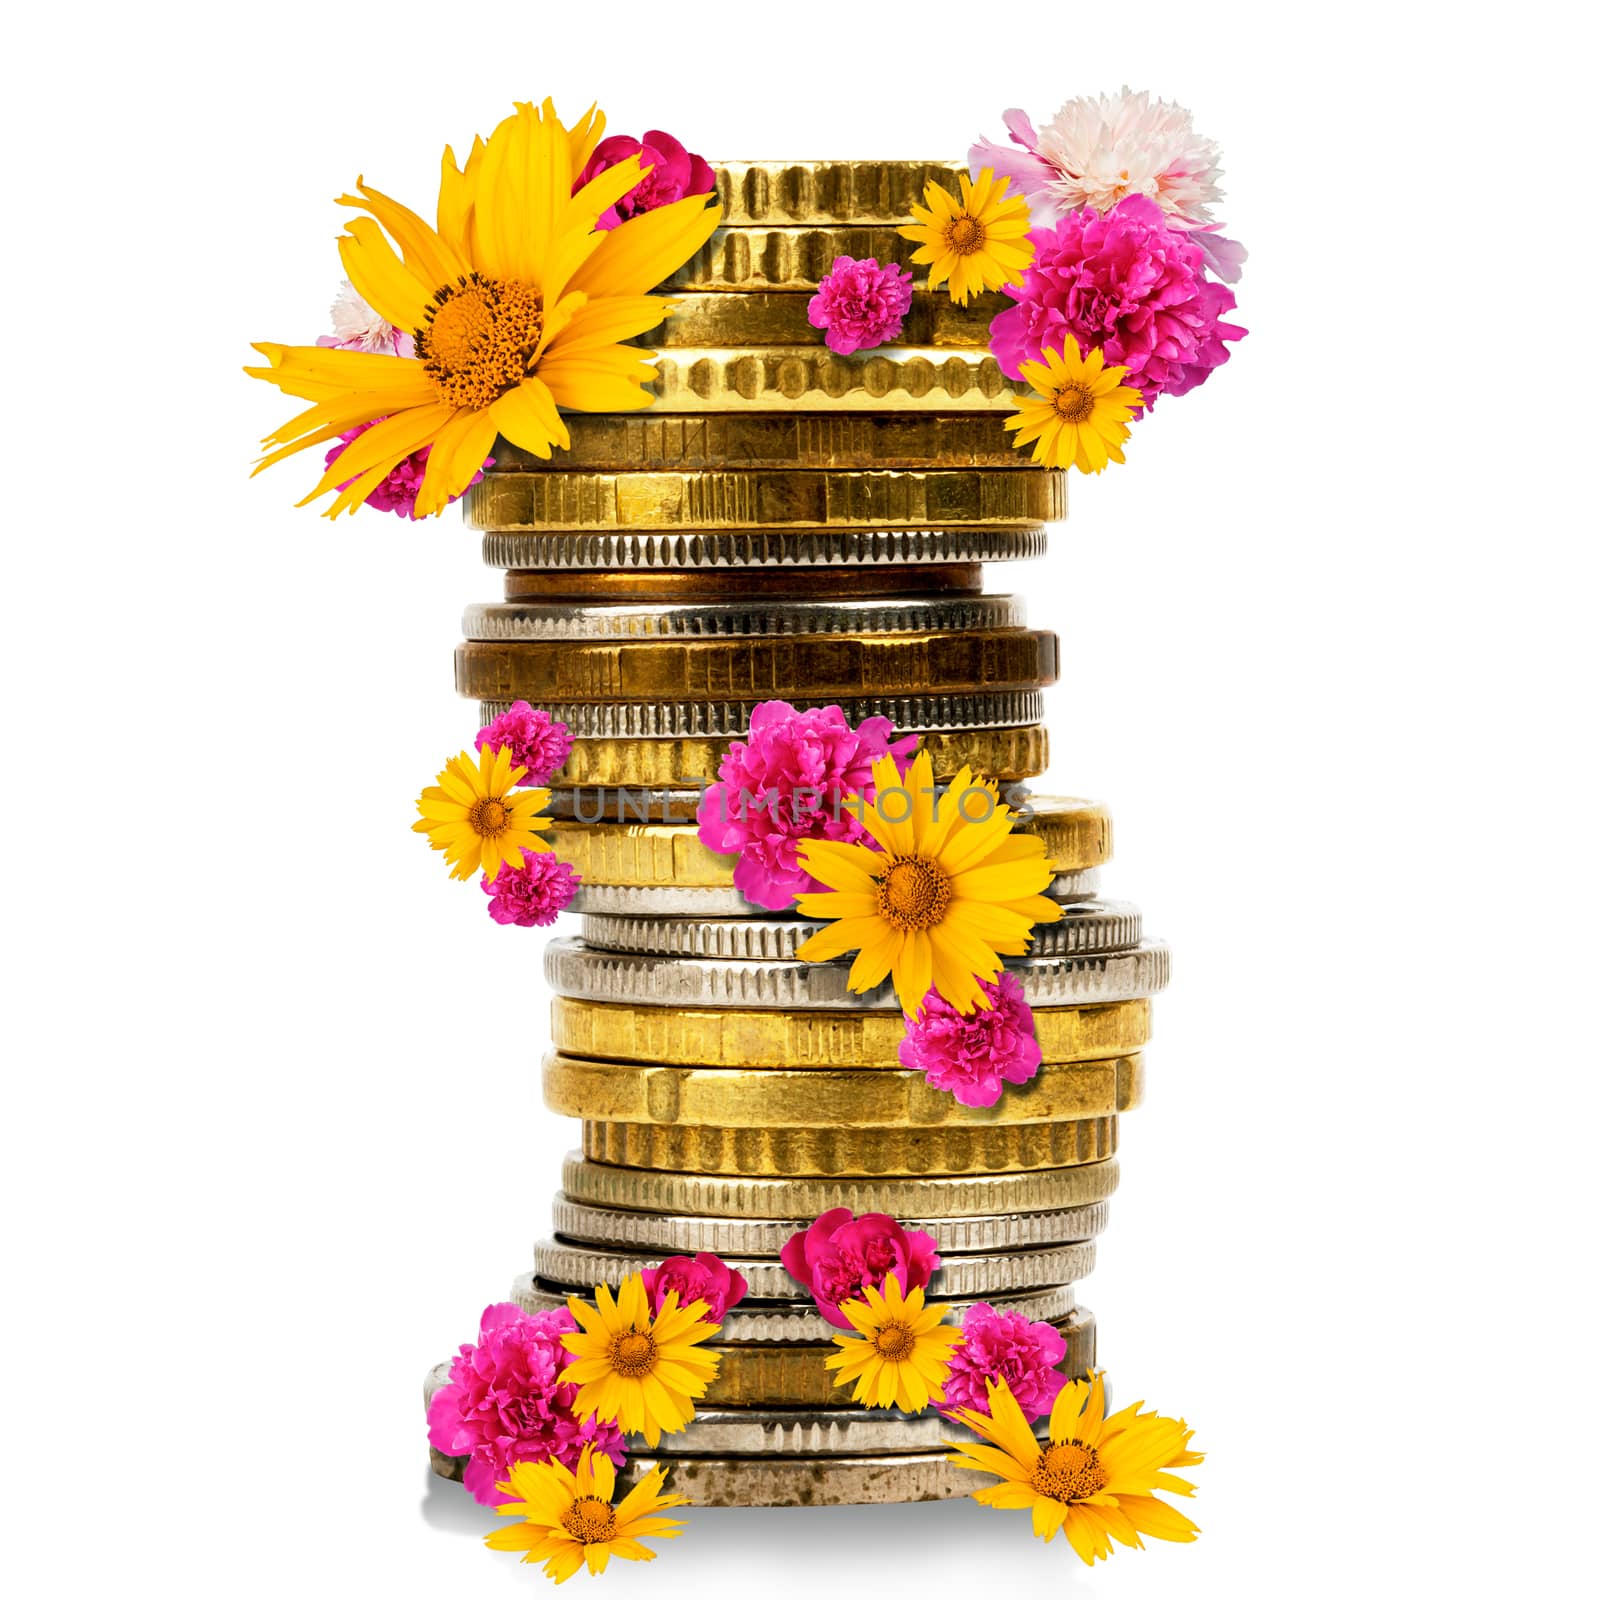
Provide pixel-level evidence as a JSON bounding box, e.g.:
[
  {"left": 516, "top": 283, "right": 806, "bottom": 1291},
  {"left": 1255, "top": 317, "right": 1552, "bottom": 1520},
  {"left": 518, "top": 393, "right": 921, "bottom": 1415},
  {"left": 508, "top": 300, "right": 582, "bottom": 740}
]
[
  {"left": 322, "top": 421, "right": 490, "bottom": 519},
  {"left": 781, "top": 1209, "right": 942, "bottom": 1329},
  {"left": 316, "top": 280, "right": 415, "bottom": 356},
  {"left": 480, "top": 853, "right": 578, "bottom": 928},
  {"left": 970, "top": 89, "right": 1246, "bottom": 283},
  {"left": 898, "top": 972, "right": 1043, "bottom": 1108},
  {"left": 476, "top": 702, "right": 573, "bottom": 786},
  {"left": 640, "top": 1254, "right": 748, "bottom": 1322},
  {"left": 696, "top": 700, "right": 917, "bottom": 911},
  {"left": 425, "top": 1303, "right": 626, "bottom": 1506},
  {"left": 576, "top": 130, "right": 715, "bottom": 230},
  {"left": 937, "top": 1302, "right": 1069, "bottom": 1423},
  {"left": 807, "top": 255, "right": 914, "bottom": 354}
]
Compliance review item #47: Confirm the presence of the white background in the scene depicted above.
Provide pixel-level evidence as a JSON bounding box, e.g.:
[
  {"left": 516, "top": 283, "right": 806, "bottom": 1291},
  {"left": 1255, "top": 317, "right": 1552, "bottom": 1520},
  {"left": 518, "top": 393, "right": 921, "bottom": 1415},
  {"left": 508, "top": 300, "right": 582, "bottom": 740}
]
[{"left": 5, "top": 2, "right": 1594, "bottom": 1595}]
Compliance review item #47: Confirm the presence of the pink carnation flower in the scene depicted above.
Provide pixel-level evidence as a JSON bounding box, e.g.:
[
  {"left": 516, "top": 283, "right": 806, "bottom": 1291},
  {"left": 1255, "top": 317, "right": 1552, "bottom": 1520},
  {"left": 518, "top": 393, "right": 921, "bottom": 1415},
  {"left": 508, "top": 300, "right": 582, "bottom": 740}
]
[
  {"left": 989, "top": 195, "right": 1246, "bottom": 410},
  {"left": 898, "top": 972, "right": 1042, "bottom": 1108},
  {"left": 480, "top": 853, "right": 578, "bottom": 928},
  {"left": 322, "top": 420, "right": 490, "bottom": 519},
  {"left": 807, "top": 256, "right": 914, "bottom": 354},
  {"left": 697, "top": 700, "right": 917, "bottom": 911},
  {"left": 426, "top": 1303, "right": 626, "bottom": 1506},
  {"left": 937, "top": 1302, "right": 1069, "bottom": 1423},
  {"left": 576, "top": 130, "right": 715, "bottom": 230},
  {"left": 780, "top": 1209, "right": 942, "bottom": 1329},
  {"left": 476, "top": 702, "right": 573, "bottom": 786},
  {"left": 640, "top": 1254, "right": 748, "bottom": 1322}
]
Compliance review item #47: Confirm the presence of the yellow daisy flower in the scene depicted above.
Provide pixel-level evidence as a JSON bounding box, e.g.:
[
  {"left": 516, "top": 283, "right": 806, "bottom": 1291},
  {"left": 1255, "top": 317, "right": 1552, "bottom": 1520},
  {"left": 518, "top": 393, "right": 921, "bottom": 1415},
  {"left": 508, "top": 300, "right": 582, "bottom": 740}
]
[
  {"left": 824, "top": 1276, "right": 965, "bottom": 1412},
  {"left": 899, "top": 168, "right": 1034, "bottom": 304},
  {"left": 485, "top": 1445, "right": 687, "bottom": 1584},
  {"left": 560, "top": 1275, "right": 722, "bottom": 1448},
  {"left": 794, "top": 747, "right": 1062, "bottom": 1018},
  {"left": 247, "top": 99, "right": 723, "bottom": 517},
  {"left": 412, "top": 743, "right": 552, "bottom": 882},
  {"left": 946, "top": 1372, "right": 1202, "bottom": 1566},
  {"left": 1006, "top": 342, "right": 1145, "bottom": 475}
]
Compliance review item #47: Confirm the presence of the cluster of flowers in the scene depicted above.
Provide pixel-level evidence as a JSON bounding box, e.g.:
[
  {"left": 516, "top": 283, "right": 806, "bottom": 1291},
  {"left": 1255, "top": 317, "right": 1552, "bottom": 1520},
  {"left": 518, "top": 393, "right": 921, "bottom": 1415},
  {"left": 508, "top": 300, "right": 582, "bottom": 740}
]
[{"left": 412, "top": 702, "right": 580, "bottom": 926}]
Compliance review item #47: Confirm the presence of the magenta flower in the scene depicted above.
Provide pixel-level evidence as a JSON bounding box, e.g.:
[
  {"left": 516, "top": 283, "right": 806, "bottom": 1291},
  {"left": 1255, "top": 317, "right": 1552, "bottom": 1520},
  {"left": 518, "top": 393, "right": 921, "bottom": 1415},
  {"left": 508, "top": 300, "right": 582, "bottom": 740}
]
[
  {"left": 322, "top": 420, "right": 490, "bottom": 519},
  {"left": 480, "top": 853, "right": 578, "bottom": 928},
  {"left": 780, "top": 1209, "right": 942, "bottom": 1329},
  {"left": 807, "top": 255, "right": 914, "bottom": 354},
  {"left": 696, "top": 700, "right": 917, "bottom": 911},
  {"left": 576, "top": 130, "right": 715, "bottom": 230},
  {"left": 898, "top": 972, "right": 1043, "bottom": 1108},
  {"left": 640, "top": 1253, "right": 748, "bottom": 1322},
  {"left": 476, "top": 702, "right": 573, "bottom": 786},
  {"left": 937, "top": 1302, "right": 1069, "bottom": 1423},
  {"left": 425, "top": 1303, "right": 627, "bottom": 1506},
  {"left": 989, "top": 195, "right": 1246, "bottom": 410}
]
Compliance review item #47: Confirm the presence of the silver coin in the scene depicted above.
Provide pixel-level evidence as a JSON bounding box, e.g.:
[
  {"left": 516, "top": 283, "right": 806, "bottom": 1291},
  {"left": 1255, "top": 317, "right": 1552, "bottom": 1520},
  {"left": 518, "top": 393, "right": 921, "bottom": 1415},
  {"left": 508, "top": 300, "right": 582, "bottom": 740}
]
[
  {"left": 578, "top": 901, "right": 1140, "bottom": 961},
  {"left": 511, "top": 1271, "right": 1078, "bottom": 1344},
  {"left": 532, "top": 1238, "right": 1096, "bottom": 1299},
  {"left": 543, "top": 937, "right": 1169, "bottom": 1010},
  {"left": 478, "top": 692, "right": 1047, "bottom": 739},
  {"left": 480, "top": 526, "right": 1049, "bottom": 571},
  {"left": 550, "top": 1195, "right": 1110, "bottom": 1255},
  {"left": 462, "top": 594, "right": 1027, "bottom": 641}
]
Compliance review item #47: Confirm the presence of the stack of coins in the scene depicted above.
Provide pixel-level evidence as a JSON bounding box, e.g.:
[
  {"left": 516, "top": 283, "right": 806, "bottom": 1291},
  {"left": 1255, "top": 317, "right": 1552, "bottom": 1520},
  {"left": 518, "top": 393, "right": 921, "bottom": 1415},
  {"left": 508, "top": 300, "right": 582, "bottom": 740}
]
[{"left": 429, "top": 162, "right": 1169, "bottom": 1507}]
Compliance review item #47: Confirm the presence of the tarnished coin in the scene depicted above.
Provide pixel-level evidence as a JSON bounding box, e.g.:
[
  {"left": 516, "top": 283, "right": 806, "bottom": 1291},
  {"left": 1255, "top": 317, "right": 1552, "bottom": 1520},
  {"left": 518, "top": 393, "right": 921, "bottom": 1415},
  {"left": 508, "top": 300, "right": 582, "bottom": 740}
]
[
  {"left": 560, "top": 1152, "right": 1119, "bottom": 1217},
  {"left": 576, "top": 901, "right": 1140, "bottom": 960},
  {"left": 462, "top": 594, "right": 1028, "bottom": 641},
  {"left": 502, "top": 561, "right": 986, "bottom": 600},
  {"left": 581, "top": 1117, "right": 1118, "bottom": 1176},
  {"left": 548, "top": 1197, "right": 1109, "bottom": 1257},
  {"left": 541, "top": 1053, "right": 1143, "bottom": 1127},
  {"left": 464, "top": 468, "right": 1063, "bottom": 532},
  {"left": 480, "top": 526, "right": 1049, "bottom": 570},
  {"left": 543, "top": 942, "right": 1167, "bottom": 1010},
  {"left": 712, "top": 160, "right": 966, "bottom": 225},
  {"left": 512, "top": 1272, "right": 1079, "bottom": 1344},
  {"left": 549, "top": 996, "right": 1147, "bottom": 1069}
]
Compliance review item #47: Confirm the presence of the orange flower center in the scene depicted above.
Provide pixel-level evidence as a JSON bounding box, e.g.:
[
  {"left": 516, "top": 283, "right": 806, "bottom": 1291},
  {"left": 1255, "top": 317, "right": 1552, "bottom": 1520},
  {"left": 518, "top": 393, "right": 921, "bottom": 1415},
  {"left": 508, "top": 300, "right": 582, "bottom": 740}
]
[
  {"left": 417, "top": 273, "right": 543, "bottom": 409},
  {"left": 1052, "top": 381, "right": 1096, "bottom": 424},
  {"left": 607, "top": 1328, "right": 658, "bottom": 1378},
  {"left": 876, "top": 857, "right": 952, "bottom": 930},
  {"left": 872, "top": 1321, "right": 916, "bottom": 1361},
  {"left": 469, "top": 797, "right": 510, "bottom": 837},
  {"left": 1030, "top": 1439, "right": 1108, "bottom": 1503},
  {"left": 560, "top": 1497, "right": 618, "bottom": 1544},
  {"left": 946, "top": 214, "right": 984, "bottom": 254}
]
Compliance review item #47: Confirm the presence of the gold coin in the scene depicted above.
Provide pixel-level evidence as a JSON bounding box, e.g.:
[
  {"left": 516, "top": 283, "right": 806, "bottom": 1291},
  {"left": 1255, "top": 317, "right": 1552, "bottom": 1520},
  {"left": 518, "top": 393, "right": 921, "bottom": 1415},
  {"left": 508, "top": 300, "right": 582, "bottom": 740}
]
[
  {"left": 547, "top": 795, "right": 1110, "bottom": 888},
  {"left": 492, "top": 415, "right": 1027, "bottom": 474},
  {"left": 642, "top": 346, "right": 1024, "bottom": 412},
  {"left": 666, "top": 227, "right": 923, "bottom": 290},
  {"left": 551, "top": 997, "right": 1148, "bottom": 1068},
  {"left": 712, "top": 160, "right": 966, "bottom": 226},
  {"left": 464, "top": 467, "right": 1061, "bottom": 532},
  {"left": 551, "top": 725, "right": 1047, "bottom": 788},
  {"left": 581, "top": 1118, "right": 1118, "bottom": 1177},
  {"left": 635, "top": 290, "right": 1004, "bottom": 349},
  {"left": 455, "top": 629, "right": 1058, "bottom": 702},
  {"left": 561, "top": 1154, "right": 1119, "bottom": 1218},
  {"left": 503, "top": 564, "right": 985, "bottom": 601},
  {"left": 544, "top": 1054, "right": 1142, "bottom": 1127},
  {"left": 701, "top": 1313, "right": 1093, "bottom": 1409}
]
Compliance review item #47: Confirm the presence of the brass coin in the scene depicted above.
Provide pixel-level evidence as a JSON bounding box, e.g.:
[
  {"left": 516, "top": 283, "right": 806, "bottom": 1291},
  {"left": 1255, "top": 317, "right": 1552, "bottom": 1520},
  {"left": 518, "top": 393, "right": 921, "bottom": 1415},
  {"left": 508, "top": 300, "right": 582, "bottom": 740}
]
[
  {"left": 550, "top": 998, "right": 1149, "bottom": 1069},
  {"left": 454, "top": 629, "right": 1059, "bottom": 702},
  {"left": 711, "top": 160, "right": 966, "bottom": 225},
  {"left": 665, "top": 227, "right": 922, "bottom": 290},
  {"left": 502, "top": 564, "right": 985, "bottom": 601},
  {"left": 490, "top": 415, "right": 1025, "bottom": 475},
  {"left": 543, "top": 1054, "right": 1143, "bottom": 1128},
  {"left": 560, "top": 1152, "right": 1120, "bottom": 1219},
  {"left": 548, "top": 726, "right": 1048, "bottom": 788},
  {"left": 464, "top": 468, "right": 1062, "bottom": 532},
  {"left": 581, "top": 1118, "right": 1119, "bottom": 1177},
  {"left": 637, "top": 290, "right": 1004, "bottom": 348}
]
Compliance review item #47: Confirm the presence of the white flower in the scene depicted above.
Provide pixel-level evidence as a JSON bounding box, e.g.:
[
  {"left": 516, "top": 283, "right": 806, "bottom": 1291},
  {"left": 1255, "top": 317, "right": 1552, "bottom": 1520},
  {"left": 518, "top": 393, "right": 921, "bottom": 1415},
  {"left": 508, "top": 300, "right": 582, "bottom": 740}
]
[{"left": 321, "top": 280, "right": 412, "bottom": 356}]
